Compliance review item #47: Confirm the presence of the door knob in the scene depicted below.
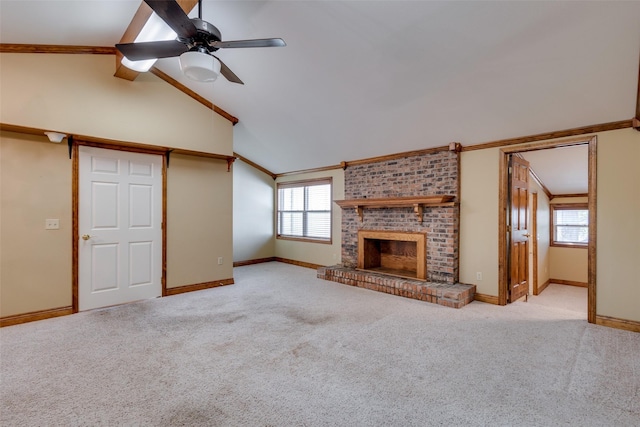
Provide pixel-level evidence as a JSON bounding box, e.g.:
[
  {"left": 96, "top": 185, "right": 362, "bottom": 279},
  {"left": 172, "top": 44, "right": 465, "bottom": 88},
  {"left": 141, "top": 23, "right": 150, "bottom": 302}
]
[
  {"left": 82, "top": 234, "right": 92, "bottom": 241},
  {"left": 523, "top": 233, "right": 531, "bottom": 237}
]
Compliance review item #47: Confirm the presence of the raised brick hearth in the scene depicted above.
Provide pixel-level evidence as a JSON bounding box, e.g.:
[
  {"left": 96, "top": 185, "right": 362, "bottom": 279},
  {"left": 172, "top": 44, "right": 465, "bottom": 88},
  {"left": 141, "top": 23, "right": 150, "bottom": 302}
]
[{"left": 318, "top": 266, "right": 475, "bottom": 308}]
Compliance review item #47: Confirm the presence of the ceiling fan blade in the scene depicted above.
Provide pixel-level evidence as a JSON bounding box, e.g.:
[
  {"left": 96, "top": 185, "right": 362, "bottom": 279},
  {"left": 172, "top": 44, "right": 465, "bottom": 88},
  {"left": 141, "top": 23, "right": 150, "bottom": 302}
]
[
  {"left": 116, "top": 40, "right": 188, "bottom": 60},
  {"left": 144, "top": 0, "right": 197, "bottom": 39},
  {"left": 212, "top": 55, "right": 244, "bottom": 85},
  {"left": 210, "top": 38, "right": 286, "bottom": 49}
]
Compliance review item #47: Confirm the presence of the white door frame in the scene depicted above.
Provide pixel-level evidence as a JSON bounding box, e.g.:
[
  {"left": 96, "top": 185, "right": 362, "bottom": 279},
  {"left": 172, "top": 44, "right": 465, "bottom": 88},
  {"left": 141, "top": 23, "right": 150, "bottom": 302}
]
[{"left": 72, "top": 141, "right": 167, "bottom": 312}]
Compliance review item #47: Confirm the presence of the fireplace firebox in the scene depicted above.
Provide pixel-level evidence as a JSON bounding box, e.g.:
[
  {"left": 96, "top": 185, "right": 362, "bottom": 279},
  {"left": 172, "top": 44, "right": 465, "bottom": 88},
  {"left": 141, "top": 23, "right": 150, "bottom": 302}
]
[{"left": 358, "top": 230, "right": 426, "bottom": 280}]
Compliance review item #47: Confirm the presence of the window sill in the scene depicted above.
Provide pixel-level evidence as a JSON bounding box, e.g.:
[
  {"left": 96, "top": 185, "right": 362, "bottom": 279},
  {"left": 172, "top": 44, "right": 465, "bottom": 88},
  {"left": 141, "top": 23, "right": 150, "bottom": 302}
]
[
  {"left": 277, "top": 235, "right": 333, "bottom": 245},
  {"left": 551, "top": 242, "right": 588, "bottom": 249}
]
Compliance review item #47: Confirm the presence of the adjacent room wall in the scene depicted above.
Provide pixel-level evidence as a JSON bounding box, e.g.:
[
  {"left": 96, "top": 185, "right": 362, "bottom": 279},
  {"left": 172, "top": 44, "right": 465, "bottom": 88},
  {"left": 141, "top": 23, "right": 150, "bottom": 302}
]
[
  {"left": 549, "top": 196, "right": 588, "bottom": 284},
  {"left": 274, "top": 169, "right": 344, "bottom": 266},
  {"left": 167, "top": 154, "right": 233, "bottom": 288},
  {"left": 0, "top": 53, "right": 234, "bottom": 318},
  {"left": 233, "top": 159, "right": 275, "bottom": 263},
  {"left": 459, "top": 128, "right": 640, "bottom": 323},
  {"left": 549, "top": 248, "right": 588, "bottom": 283},
  {"left": 530, "top": 178, "right": 551, "bottom": 292}
]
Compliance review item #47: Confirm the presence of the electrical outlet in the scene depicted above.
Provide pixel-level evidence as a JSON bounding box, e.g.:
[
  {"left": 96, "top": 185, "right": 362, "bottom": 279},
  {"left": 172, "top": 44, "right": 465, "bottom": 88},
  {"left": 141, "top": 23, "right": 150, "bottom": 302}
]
[
  {"left": 476, "top": 272, "right": 483, "bottom": 281},
  {"left": 45, "top": 219, "right": 60, "bottom": 230},
  {"left": 217, "top": 257, "right": 223, "bottom": 265}
]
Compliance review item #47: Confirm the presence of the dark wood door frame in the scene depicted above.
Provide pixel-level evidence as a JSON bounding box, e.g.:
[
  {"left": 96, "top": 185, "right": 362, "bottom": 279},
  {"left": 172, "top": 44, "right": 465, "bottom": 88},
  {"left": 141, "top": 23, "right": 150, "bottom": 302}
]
[
  {"left": 71, "top": 139, "right": 168, "bottom": 312},
  {"left": 531, "top": 192, "right": 539, "bottom": 295},
  {"left": 498, "top": 136, "right": 597, "bottom": 323}
]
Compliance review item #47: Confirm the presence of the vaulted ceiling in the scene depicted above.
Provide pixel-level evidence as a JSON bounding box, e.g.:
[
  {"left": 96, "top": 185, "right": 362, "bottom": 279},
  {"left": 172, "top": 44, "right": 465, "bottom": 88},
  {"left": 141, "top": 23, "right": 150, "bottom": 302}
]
[{"left": 1, "top": 1, "right": 639, "bottom": 179}]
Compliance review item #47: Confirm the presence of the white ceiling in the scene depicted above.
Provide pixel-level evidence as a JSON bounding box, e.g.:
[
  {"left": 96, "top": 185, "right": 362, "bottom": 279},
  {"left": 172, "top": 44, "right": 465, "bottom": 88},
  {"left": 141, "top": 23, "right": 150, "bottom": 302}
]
[
  {"left": 1, "top": 1, "right": 639, "bottom": 175},
  {"left": 521, "top": 145, "right": 588, "bottom": 195}
]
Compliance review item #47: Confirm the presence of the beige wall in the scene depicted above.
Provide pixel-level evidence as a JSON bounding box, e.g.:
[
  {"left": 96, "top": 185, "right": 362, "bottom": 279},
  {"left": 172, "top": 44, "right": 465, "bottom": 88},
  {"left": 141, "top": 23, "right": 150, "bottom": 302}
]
[
  {"left": 1, "top": 132, "right": 72, "bottom": 317},
  {"left": 460, "top": 128, "right": 640, "bottom": 323},
  {"left": 167, "top": 154, "right": 233, "bottom": 287},
  {"left": 459, "top": 148, "right": 500, "bottom": 295},
  {"left": 233, "top": 159, "right": 275, "bottom": 262},
  {"left": 275, "top": 168, "right": 344, "bottom": 266},
  {"left": 1, "top": 53, "right": 234, "bottom": 318},
  {"left": 0, "top": 53, "right": 232, "bottom": 155},
  {"left": 596, "top": 129, "right": 640, "bottom": 321},
  {"left": 549, "top": 247, "right": 588, "bottom": 283}
]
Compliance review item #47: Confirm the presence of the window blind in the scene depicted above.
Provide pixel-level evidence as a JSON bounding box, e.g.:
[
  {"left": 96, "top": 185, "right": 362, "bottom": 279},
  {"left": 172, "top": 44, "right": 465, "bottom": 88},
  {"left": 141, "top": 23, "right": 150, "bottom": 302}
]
[
  {"left": 553, "top": 208, "right": 588, "bottom": 244},
  {"left": 277, "top": 179, "right": 332, "bottom": 241}
]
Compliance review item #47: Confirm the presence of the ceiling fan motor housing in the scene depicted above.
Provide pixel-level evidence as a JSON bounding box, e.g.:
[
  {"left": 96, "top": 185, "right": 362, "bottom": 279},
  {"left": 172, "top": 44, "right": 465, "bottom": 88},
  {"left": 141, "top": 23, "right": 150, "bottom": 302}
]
[{"left": 184, "top": 18, "right": 222, "bottom": 53}]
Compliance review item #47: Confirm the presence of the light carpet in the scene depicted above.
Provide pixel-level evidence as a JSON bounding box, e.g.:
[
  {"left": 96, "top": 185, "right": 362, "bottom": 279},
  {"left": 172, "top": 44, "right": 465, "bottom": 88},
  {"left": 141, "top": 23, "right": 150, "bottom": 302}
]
[
  {"left": 1, "top": 262, "right": 639, "bottom": 426},
  {"left": 528, "top": 283, "right": 587, "bottom": 314}
]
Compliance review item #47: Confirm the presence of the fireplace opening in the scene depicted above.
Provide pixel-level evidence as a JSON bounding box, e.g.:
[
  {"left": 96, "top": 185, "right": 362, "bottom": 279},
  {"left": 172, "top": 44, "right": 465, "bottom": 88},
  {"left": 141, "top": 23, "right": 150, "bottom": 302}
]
[{"left": 358, "top": 230, "right": 426, "bottom": 280}]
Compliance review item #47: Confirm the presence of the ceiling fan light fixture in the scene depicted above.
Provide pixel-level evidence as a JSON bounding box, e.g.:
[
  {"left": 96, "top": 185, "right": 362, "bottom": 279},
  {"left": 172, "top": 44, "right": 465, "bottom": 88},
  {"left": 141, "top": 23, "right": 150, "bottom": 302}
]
[
  {"left": 179, "top": 51, "right": 221, "bottom": 82},
  {"left": 121, "top": 57, "right": 157, "bottom": 72}
]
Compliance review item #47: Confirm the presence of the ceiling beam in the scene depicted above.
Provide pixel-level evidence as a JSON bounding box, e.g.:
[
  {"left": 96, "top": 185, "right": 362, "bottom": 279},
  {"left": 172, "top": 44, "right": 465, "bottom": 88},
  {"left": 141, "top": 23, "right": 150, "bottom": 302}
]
[
  {"left": 0, "top": 44, "right": 115, "bottom": 55},
  {"left": 343, "top": 146, "right": 450, "bottom": 168},
  {"left": 462, "top": 120, "right": 633, "bottom": 151},
  {"left": 149, "top": 67, "right": 238, "bottom": 125},
  {"left": 274, "top": 164, "right": 343, "bottom": 179},
  {"left": 114, "top": 0, "right": 199, "bottom": 81},
  {"left": 1, "top": 122, "right": 235, "bottom": 163},
  {"left": 234, "top": 153, "right": 277, "bottom": 179}
]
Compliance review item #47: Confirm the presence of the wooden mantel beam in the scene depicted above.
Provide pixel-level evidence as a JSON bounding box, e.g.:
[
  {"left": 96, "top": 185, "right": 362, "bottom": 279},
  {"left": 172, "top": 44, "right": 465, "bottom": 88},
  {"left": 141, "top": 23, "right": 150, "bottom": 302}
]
[{"left": 114, "top": 0, "right": 198, "bottom": 81}]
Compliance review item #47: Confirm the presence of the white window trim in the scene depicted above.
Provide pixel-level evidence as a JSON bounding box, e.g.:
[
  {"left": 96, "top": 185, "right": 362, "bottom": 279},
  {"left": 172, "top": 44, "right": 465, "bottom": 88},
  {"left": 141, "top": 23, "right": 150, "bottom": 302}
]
[{"left": 276, "top": 177, "right": 333, "bottom": 244}]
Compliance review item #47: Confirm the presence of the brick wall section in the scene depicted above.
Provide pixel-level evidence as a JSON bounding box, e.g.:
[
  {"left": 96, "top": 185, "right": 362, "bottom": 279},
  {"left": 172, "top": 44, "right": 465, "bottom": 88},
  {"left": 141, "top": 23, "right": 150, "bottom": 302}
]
[{"left": 341, "top": 150, "right": 459, "bottom": 283}]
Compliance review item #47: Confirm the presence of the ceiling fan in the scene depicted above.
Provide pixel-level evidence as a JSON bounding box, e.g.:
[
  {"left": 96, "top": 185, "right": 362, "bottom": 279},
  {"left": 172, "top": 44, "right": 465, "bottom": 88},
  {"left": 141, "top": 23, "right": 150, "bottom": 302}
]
[{"left": 116, "top": 0, "right": 286, "bottom": 84}]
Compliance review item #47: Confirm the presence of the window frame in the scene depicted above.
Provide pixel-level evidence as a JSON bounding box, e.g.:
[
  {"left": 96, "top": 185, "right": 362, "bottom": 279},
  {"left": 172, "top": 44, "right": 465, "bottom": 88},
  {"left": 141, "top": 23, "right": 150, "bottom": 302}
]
[
  {"left": 550, "top": 203, "right": 589, "bottom": 248},
  {"left": 276, "top": 177, "right": 333, "bottom": 244}
]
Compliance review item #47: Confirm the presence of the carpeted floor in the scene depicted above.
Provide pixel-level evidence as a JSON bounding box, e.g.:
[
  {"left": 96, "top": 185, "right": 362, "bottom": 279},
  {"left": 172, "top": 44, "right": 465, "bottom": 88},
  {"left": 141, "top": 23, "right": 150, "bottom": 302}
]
[
  {"left": 1, "top": 262, "right": 638, "bottom": 426},
  {"left": 529, "top": 283, "right": 587, "bottom": 314}
]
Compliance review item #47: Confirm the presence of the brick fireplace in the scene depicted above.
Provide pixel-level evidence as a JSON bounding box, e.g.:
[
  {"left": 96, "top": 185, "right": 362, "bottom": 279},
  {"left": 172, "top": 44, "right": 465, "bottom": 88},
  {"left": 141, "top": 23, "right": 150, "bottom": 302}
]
[
  {"left": 341, "top": 149, "right": 459, "bottom": 283},
  {"left": 317, "top": 148, "right": 475, "bottom": 308}
]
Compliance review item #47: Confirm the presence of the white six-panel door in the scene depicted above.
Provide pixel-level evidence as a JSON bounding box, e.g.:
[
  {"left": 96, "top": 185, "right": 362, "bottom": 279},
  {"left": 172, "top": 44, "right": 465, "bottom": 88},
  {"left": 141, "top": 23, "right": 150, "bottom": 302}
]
[{"left": 79, "top": 146, "right": 162, "bottom": 311}]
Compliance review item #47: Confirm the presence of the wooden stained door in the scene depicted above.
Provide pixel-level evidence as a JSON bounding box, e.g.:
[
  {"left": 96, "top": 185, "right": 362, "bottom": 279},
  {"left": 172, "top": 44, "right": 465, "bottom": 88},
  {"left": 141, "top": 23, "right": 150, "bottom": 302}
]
[
  {"left": 78, "top": 146, "right": 163, "bottom": 311},
  {"left": 508, "top": 155, "right": 530, "bottom": 303}
]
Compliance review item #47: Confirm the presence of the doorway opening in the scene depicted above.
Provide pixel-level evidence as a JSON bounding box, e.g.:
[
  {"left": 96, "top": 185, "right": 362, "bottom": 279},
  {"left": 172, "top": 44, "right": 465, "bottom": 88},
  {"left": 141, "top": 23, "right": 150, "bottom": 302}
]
[{"left": 499, "top": 136, "right": 596, "bottom": 323}]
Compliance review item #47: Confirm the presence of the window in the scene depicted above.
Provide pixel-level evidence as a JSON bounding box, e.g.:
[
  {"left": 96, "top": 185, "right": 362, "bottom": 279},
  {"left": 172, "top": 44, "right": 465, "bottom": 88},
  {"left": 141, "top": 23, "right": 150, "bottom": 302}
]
[
  {"left": 277, "top": 178, "right": 332, "bottom": 243},
  {"left": 551, "top": 204, "right": 588, "bottom": 247}
]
